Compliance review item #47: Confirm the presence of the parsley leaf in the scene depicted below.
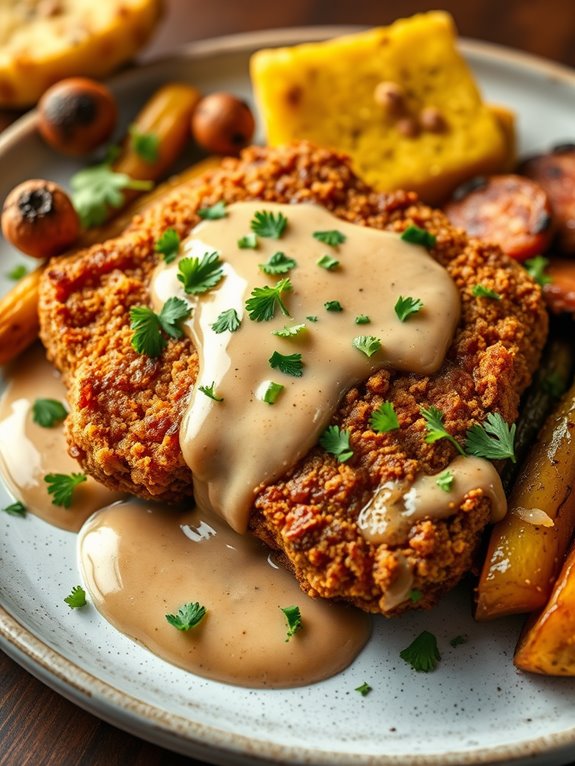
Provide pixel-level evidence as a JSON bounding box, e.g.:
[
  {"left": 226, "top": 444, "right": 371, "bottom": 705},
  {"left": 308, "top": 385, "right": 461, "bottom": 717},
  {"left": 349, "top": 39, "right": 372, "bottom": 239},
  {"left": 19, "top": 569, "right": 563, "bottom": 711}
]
[
  {"left": 129, "top": 125, "right": 159, "bottom": 163},
  {"left": 6, "top": 264, "right": 28, "bottom": 280},
  {"left": 245, "top": 277, "right": 292, "bottom": 321},
  {"left": 165, "top": 601, "right": 206, "bottom": 631},
  {"left": 198, "top": 201, "right": 227, "bottom": 220},
  {"left": 465, "top": 412, "right": 516, "bottom": 462},
  {"left": 436, "top": 470, "right": 454, "bottom": 492},
  {"left": 32, "top": 399, "right": 67, "bottom": 428},
  {"left": 273, "top": 323, "right": 306, "bottom": 338},
  {"left": 2, "top": 501, "right": 26, "bottom": 517},
  {"left": 524, "top": 255, "right": 552, "bottom": 286},
  {"left": 313, "top": 230, "right": 346, "bottom": 247},
  {"left": 238, "top": 232, "right": 258, "bottom": 249},
  {"left": 400, "top": 630, "right": 441, "bottom": 672},
  {"left": 352, "top": 335, "right": 381, "bottom": 358},
  {"left": 355, "top": 681, "right": 372, "bottom": 696},
  {"left": 261, "top": 381, "right": 284, "bottom": 404},
  {"left": 280, "top": 605, "right": 302, "bottom": 641},
  {"left": 420, "top": 406, "right": 465, "bottom": 456},
  {"left": 317, "top": 254, "right": 340, "bottom": 270},
  {"left": 177, "top": 251, "right": 224, "bottom": 294},
  {"left": 251, "top": 210, "right": 288, "bottom": 239},
  {"left": 319, "top": 425, "right": 353, "bottom": 462},
  {"left": 71, "top": 163, "right": 153, "bottom": 228},
  {"left": 45, "top": 472, "right": 87, "bottom": 508},
  {"left": 400, "top": 225, "right": 437, "bottom": 248},
  {"left": 64, "top": 585, "right": 87, "bottom": 609},
  {"left": 130, "top": 298, "right": 191, "bottom": 356},
  {"left": 259, "top": 251, "right": 297, "bottom": 275},
  {"left": 395, "top": 296, "right": 423, "bottom": 322},
  {"left": 306, "top": 315, "right": 318, "bottom": 323},
  {"left": 198, "top": 382, "right": 223, "bottom": 401},
  {"left": 472, "top": 284, "right": 501, "bottom": 300},
  {"left": 211, "top": 308, "right": 241, "bottom": 334},
  {"left": 369, "top": 401, "right": 399, "bottom": 433},
  {"left": 408, "top": 588, "right": 423, "bottom": 603},
  {"left": 269, "top": 351, "right": 304, "bottom": 377},
  {"left": 154, "top": 228, "right": 180, "bottom": 263},
  {"left": 157, "top": 297, "right": 191, "bottom": 338},
  {"left": 324, "top": 300, "right": 343, "bottom": 312},
  {"left": 355, "top": 314, "right": 370, "bottom": 325}
]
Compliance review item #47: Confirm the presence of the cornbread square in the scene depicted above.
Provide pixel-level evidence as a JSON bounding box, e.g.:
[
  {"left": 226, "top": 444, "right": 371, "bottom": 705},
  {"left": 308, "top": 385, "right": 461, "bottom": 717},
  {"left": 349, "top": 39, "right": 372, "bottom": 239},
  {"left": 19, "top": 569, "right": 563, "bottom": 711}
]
[{"left": 250, "top": 12, "right": 512, "bottom": 204}]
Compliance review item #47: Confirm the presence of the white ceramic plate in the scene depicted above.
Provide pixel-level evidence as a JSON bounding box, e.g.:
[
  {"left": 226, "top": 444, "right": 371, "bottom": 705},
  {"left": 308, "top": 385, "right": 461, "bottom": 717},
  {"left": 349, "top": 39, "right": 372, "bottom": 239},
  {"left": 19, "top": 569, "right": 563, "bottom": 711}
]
[{"left": 2, "top": 28, "right": 575, "bottom": 766}]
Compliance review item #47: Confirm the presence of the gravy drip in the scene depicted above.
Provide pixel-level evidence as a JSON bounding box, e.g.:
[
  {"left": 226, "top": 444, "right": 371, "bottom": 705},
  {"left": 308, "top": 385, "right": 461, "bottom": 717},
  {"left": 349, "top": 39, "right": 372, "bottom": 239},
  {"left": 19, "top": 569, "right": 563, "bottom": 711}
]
[
  {"left": 151, "top": 202, "right": 460, "bottom": 532},
  {"left": 0, "top": 346, "right": 123, "bottom": 530},
  {"left": 78, "top": 499, "right": 371, "bottom": 688}
]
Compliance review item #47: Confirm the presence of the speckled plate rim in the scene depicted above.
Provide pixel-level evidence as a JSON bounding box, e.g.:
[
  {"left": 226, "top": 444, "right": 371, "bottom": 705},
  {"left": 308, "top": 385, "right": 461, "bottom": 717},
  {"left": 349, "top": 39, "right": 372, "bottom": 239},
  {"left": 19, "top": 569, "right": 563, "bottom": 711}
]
[{"left": 2, "top": 27, "right": 575, "bottom": 766}]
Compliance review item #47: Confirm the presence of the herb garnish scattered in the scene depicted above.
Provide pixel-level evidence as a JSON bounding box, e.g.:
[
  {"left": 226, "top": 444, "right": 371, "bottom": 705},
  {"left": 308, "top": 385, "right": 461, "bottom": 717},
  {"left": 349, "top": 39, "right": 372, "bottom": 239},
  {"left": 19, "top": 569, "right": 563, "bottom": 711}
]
[
  {"left": 280, "top": 605, "right": 302, "bottom": 641},
  {"left": 408, "top": 588, "right": 423, "bottom": 604},
  {"left": 369, "top": 401, "right": 399, "bottom": 433},
  {"left": 465, "top": 412, "right": 516, "bottom": 462},
  {"left": 6, "top": 264, "right": 28, "bottom": 281},
  {"left": 400, "top": 225, "right": 437, "bottom": 248},
  {"left": 273, "top": 323, "right": 306, "bottom": 338},
  {"left": 238, "top": 232, "right": 258, "bottom": 249},
  {"left": 436, "top": 470, "right": 454, "bottom": 492},
  {"left": 198, "top": 201, "right": 228, "bottom": 220},
  {"left": 177, "top": 252, "right": 224, "bottom": 294},
  {"left": 251, "top": 210, "right": 287, "bottom": 239},
  {"left": 64, "top": 585, "right": 87, "bottom": 609},
  {"left": 45, "top": 472, "right": 87, "bottom": 508},
  {"left": 319, "top": 425, "right": 353, "bottom": 463},
  {"left": 306, "top": 315, "right": 318, "bottom": 323},
  {"left": 400, "top": 630, "right": 441, "bottom": 672},
  {"left": 355, "top": 682, "right": 373, "bottom": 697},
  {"left": 450, "top": 634, "right": 468, "bottom": 648},
  {"left": 395, "top": 295, "right": 423, "bottom": 322},
  {"left": 420, "top": 406, "right": 466, "bottom": 456},
  {"left": 165, "top": 601, "right": 207, "bottom": 631},
  {"left": 32, "top": 399, "right": 67, "bottom": 428},
  {"left": 355, "top": 314, "right": 370, "bottom": 325},
  {"left": 317, "top": 254, "right": 340, "bottom": 270},
  {"left": 352, "top": 335, "right": 381, "bottom": 358},
  {"left": 245, "top": 278, "right": 292, "bottom": 321},
  {"left": 261, "top": 381, "right": 284, "bottom": 405},
  {"left": 313, "top": 230, "right": 346, "bottom": 247},
  {"left": 324, "top": 300, "right": 343, "bottom": 312},
  {"left": 259, "top": 251, "right": 297, "bottom": 275},
  {"left": 130, "top": 297, "right": 191, "bottom": 357},
  {"left": 472, "top": 284, "right": 501, "bottom": 300},
  {"left": 198, "top": 382, "right": 224, "bottom": 401},
  {"left": 524, "top": 255, "right": 552, "bottom": 286},
  {"left": 211, "top": 308, "right": 241, "bottom": 334},
  {"left": 129, "top": 125, "right": 159, "bottom": 163},
  {"left": 154, "top": 228, "right": 180, "bottom": 263},
  {"left": 269, "top": 351, "right": 304, "bottom": 377},
  {"left": 2, "top": 501, "right": 26, "bottom": 517},
  {"left": 71, "top": 163, "right": 153, "bottom": 228}
]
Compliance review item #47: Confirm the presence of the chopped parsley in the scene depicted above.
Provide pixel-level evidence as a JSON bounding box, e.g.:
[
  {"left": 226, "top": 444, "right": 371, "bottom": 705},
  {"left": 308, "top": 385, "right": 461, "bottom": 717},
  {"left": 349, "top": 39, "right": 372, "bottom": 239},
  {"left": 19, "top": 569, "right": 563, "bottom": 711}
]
[
  {"left": 317, "top": 254, "right": 340, "bottom": 270},
  {"left": 450, "top": 634, "right": 468, "bottom": 648},
  {"left": 32, "top": 399, "right": 67, "bottom": 428},
  {"left": 352, "top": 335, "right": 381, "bottom": 358},
  {"left": 269, "top": 351, "right": 304, "bottom": 377},
  {"left": 45, "top": 472, "right": 87, "bottom": 508},
  {"left": 64, "top": 585, "right": 87, "bottom": 609},
  {"left": 395, "top": 296, "right": 423, "bottom": 322},
  {"left": 198, "top": 201, "right": 227, "bottom": 220},
  {"left": 355, "top": 314, "right": 370, "bottom": 325},
  {"left": 198, "top": 382, "right": 223, "bottom": 401},
  {"left": 369, "top": 401, "right": 399, "bottom": 433},
  {"left": 436, "top": 469, "right": 454, "bottom": 492},
  {"left": 245, "top": 278, "right": 292, "bottom": 321},
  {"left": 2, "top": 501, "right": 26, "bottom": 517},
  {"left": 130, "top": 297, "right": 191, "bottom": 357},
  {"left": 177, "top": 252, "right": 224, "bottom": 295},
  {"left": 306, "top": 315, "right": 318, "bottom": 323},
  {"left": 400, "top": 630, "right": 441, "bottom": 672},
  {"left": 355, "top": 682, "right": 373, "bottom": 697},
  {"left": 465, "top": 412, "right": 516, "bottom": 462},
  {"left": 472, "top": 284, "right": 501, "bottom": 301},
  {"left": 273, "top": 323, "right": 306, "bottom": 338},
  {"left": 280, "top": 605, "right": 302, "bottom": 641},
  {"left": 237, "top": 232, "right": 258, "bottom": 249},
  {"left": 324, "top": 300, "right": 343, "bottom": 312},
  {"left": 261, "top": 381, "right": 284, "bottom": 405},
  {"left": 71, "top": 163, "right": 153, "bottom": 228},
  {"left": 408, "top": 588, "right": 423, "bottom": 604},
  {"left": 6, "top": 264, "right": 28, "bottom": 281},
  {"left": 313, "top": 230, "right": 346, "bottom": 247},
  {"left": 129, "top": 125, "right": 159, "bottom": 163},
  {"left": 319, "top": 425, "right": 353, "bottom": 462},
  {"left": 154, "top": 228, "right": 180, "bottom": 263},
  {"left": 259, "top": 251, "right": 297, "bottom": 275},
  {"left": 524, "top": 255, "right": 552, "bottom": 286},
  {"left": 250, "top": 210, "right": 287, "bottom": 239},
  {"left": 420, "top": 406, "right": 465, "bottom": 456},
  {"left": 400, "top": 225, "right": 437, "bottom": 248},
  {"left": 210, "top": 308, "right": 241, "bottom": 334},
  {"left": 165, "top": 601, "right": 207, "bottom": 631}
]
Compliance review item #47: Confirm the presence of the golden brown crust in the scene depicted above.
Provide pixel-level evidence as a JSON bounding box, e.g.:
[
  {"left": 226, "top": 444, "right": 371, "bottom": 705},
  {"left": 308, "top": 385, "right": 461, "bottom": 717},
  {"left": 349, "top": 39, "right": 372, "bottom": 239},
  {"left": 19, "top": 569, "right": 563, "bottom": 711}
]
[{"left": 38, "top": 142, "right": 548, "bottom": 612}]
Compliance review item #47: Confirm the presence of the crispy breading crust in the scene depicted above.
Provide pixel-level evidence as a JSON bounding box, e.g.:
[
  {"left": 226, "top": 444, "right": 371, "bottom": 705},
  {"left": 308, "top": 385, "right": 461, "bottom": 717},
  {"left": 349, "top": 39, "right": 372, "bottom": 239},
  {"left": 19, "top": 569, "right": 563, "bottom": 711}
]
[{"left": 39, "top": 142, "right": 547, "bottom": 613}]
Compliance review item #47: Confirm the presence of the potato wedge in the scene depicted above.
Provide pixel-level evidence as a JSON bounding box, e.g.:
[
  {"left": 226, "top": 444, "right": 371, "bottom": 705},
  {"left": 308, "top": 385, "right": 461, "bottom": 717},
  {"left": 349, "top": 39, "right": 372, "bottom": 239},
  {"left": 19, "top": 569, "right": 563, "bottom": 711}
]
[{"left": 476, "top": 379, "right": 575, "bottom": 620}]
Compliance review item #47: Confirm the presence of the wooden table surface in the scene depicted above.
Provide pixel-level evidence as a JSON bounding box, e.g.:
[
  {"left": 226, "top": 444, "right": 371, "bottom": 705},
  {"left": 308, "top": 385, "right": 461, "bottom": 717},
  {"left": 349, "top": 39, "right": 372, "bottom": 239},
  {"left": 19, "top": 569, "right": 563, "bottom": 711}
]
[{"left": 2, "top": 1, "right": 575, "bottom": 765}]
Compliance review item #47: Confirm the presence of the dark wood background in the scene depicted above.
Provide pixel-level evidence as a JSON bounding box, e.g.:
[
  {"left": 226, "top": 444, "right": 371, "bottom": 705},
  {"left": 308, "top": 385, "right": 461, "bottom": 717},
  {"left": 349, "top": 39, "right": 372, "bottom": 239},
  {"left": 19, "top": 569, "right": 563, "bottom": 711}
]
[{"left": 3, "top": 1, "right": 575, "bottom": 764}]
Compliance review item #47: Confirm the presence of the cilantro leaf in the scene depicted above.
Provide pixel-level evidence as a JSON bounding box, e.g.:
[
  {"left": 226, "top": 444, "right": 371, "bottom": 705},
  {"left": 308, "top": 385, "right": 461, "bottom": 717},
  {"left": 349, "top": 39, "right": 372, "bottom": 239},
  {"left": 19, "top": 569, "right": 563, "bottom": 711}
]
[
  {"left": 130, "top": 299, "right": 191, "bottom": 356},
  {"left": 313, "top": 230, "right": 346, "bottom": 247},
  {"left": 238, "top": 233, "right": 258, "bottom": 249},
  {"left": 177, "top": 251, "right": 224, "bottom": 295},
  {"left": 355, "top": 314, "right": 370, "bottom": 325},
  {"left": 261, "top": 381, "right": 284, "bottom": 404},
  {"left": 317, "top": 254, "right": 340, "bottom": 270},
  {"left": 352, "top": 335, "right": 381, "bottom": 358},
  {"left": 324, "top": 300, "right": 343, "bottom": 312},
  {"left": 400, "top": 630, "right": 441, "bottom": 672},
  {"left": 273, "top": 323, "right": 306, "bottom": 338},
  {"left": 64, "top": 585, "right": 87, "bottom": 609},
  {"left": 436, "top": 470, "right": 454, "bottom": 492},
  {"left": 198, "top": 382, "right": 223, "bottom": 401},
  {"left": 251, "top": 210, "right": 287, "bottom": 239},
  {"left": 420, "top": 406, "right": 465, "bottom": 456},
  {"left": 6, "top": 264, "right": 28, "bottom": 281},
  {"left": 524, "top": 255, "right": 552, "bottom": 286},
  {"left": 32, "top": 398, "right": 67, "bottom": 428},
  {"left": 369, "top": 401, "right": 399, "bottom": 433},
  {"left": 472, "top": 284, "right": 501, "bottom": 300},
  {"left": 319, "top": 425, "right": 353, "bottom": 462},
  {"left": 211, "top": 308, "right": 241, "bottom": 334},
  {"left": 259, "top": 251, "right": 297, "bottom": 275},
  {"left": 198, "top": 201, "right": 227, "bottom": 220},
  {"left": 400, "top": 225, "right": 437, "bottom": 248},
  {"left": 465, "top": 412, "right": 516, "bottom": 462},
  {"left": 280, "top": 605, "right": 302, "bottom": 641},
  {"left": 395, "top": 296, "right": 423, "bottom": 322},
  {"left": 45, "top": 472, "right": 87, "bottom": 508},
  {"left": 157, "top": 297, "right": 191, "bottom": 339},
  {"left": 355, "top": 682, "right": 372, "bottom": 696},
  {"left": 129, "top": 125, "right": 159, "bottom": 163},
  {"left": 71, "top": 163, "right": 153, "bottom": 228},
  {"left": 2, "top": 501, "right": 26, "bottom": 517},
  {"left": 245, "top": 277, "right": 292, "bottom": 321},
  {"left": 165, "top": 601, "right": 206, "bottom": 631},
  {"left": 154, "top": 228, "right": 180, "bottom": 263},
  {"left": 269, "top": 351, "right": 304, "bottom": 377}
]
